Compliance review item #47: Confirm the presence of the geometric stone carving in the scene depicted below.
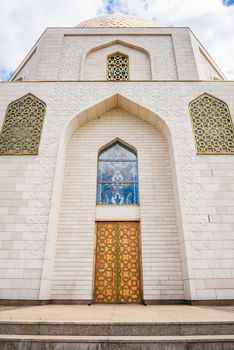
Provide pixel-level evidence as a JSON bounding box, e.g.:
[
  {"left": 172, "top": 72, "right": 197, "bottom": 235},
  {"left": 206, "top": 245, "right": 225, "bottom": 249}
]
[
  {"left": 107, "top": 52, "right": 129, "bottom": 81},
  {"left": 0, "top": 93, "right": 46, "bottom": 155},
  {"left": 189, "top": 93, "right": 234, "bottom": 154}
]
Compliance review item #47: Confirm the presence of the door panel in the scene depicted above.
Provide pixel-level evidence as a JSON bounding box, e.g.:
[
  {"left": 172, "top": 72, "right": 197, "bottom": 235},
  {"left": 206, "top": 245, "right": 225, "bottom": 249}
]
[
  {"left": 94, "top": 222, "right": 118, "bottom": 303},
  {"left": 118, "top": 222, "right": 142, "bottom": 303},
  {"left": 94, "top": 222, "right": 142, "bottom": 303}
]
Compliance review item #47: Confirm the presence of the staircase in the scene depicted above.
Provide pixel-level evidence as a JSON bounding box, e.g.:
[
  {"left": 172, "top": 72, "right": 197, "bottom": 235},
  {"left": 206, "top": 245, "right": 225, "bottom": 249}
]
[
  {"left": 1, "top": 304, "right": 234, "bottom": 349},
  {"left": 0, "top": 319, "right": 234, "bottom": 349}
]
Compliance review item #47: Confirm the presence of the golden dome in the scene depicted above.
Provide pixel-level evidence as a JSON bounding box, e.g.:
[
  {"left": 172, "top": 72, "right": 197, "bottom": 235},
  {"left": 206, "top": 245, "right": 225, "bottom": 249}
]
[{"left": 77, "top": 14, "right": 160, "bottom": 28}]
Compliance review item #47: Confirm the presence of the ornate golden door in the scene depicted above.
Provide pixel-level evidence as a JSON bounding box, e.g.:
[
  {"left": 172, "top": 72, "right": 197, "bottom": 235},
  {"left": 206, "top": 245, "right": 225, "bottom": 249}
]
[{"left": 94, "top": 222, "right": 142, "bottom": 303}]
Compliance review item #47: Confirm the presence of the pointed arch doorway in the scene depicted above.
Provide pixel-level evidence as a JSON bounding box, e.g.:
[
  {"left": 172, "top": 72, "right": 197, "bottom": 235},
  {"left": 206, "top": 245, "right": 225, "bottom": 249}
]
[{"left": 49, "top": 95, "right": 185, "bottom": 304}]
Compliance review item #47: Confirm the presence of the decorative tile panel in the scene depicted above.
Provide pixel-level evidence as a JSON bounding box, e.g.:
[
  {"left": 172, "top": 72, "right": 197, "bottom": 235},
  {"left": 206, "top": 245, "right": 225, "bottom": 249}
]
[
  {"left": 0, "top": 93, "right": 46, "bottom": 155},
  {"left": 190, "top": 93, "right": 234, "bottom": 154}
]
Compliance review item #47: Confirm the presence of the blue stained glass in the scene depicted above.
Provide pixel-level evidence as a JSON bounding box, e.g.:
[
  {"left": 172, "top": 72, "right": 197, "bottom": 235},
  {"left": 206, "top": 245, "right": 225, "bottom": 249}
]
[
  {"left": 99, "top": 143, "right": 136, "bottom": 160},
  {"left": 97, "top": 142, "right": 139, "bottom": 205},
  {"left": 97, "top": 183, "right": 139, "bottom": 205},
  {"left": 98, "top": 161, "right": 138, "bottom": 182}
]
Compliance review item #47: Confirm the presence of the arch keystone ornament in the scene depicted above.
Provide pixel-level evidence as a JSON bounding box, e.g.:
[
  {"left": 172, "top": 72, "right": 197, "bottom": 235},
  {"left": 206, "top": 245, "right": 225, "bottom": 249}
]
[
  {"left": 189, "top": 93, "right": 234, "bottom": 154},
  {"left": 0, "top": 93, "right": 46, "bottom": 155}
]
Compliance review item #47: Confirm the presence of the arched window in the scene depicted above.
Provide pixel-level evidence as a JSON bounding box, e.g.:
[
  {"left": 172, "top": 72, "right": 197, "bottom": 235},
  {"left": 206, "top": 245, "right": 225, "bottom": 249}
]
[
  {"left": 107, "top": 52, "right": 129, "bottom": 81},
  {"left": 97, "top": 141, "right": 139, "bottom": 205},
  {"left": 0, "top": 93, "right": 46, "bottom": 155},
  {"left": 189, "top": 93, "right": 234, "bottom": 154}
]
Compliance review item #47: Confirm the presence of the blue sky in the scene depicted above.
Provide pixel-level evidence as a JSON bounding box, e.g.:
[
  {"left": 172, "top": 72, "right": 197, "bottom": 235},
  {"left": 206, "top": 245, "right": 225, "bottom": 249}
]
[
  {"left": 0, "top": 0, "right": 234, "bottom": 80},
  {"left": 99, "top": 0, "right": 151, "bottom": 14},
  {"left": 0, "top": 68, "right": 13, "bottom": 81},
  {"left": 223, "top": 0, "right": 234, "bottom": 5},
  {"left": 100, "top": 0, "right": 127, "bottom": 14}
]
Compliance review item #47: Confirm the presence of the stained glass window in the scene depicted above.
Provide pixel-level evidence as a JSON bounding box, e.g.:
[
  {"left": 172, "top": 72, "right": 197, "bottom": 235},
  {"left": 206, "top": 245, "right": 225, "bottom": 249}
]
[{"left": 97, "top": 142, "right": 139, "bottom": 205}]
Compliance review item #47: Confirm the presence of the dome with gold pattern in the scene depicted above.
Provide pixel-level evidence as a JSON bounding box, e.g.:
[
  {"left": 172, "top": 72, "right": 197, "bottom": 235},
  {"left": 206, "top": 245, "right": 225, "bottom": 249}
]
[{"left": 77, "top": 14, "right": 160, "bottom": 28}]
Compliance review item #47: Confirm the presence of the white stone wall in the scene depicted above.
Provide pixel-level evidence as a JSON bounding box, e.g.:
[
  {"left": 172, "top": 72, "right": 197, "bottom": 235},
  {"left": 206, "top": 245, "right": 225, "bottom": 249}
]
[
  {"left": 0, "top": 84, "right": 53, "bottom": 299},
  {"left": 12, "top": 27, "right": 195, "bottom": 81},
  {"left": 200, "top": 51, "right": 224, "bottom": 80},
  {"left": 59, "top": 35, "right": 177, "bottom": 80},
  {"left": 85, "top": 43, "right": 151, "bottom": 80},
  {"left": 13, "top": 49, "right": 37, "bottom": 81},
  {"left": 0, "top": 81, "right": 234, "bottom": 301},
  {"left": 51, "top": 108, "right": 184, "bottom": 300},
  {"left": 189, "top": 31, "right": 225, "bottom": 81},
  {"left": 12, "top": 27, "right": 226, "bottom": 82}
]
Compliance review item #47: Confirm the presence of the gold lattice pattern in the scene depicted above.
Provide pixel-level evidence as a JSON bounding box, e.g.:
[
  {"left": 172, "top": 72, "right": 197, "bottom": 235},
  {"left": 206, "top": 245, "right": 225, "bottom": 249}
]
[
  {"left": 107, "top": 53, "right": 129, "bottom": 81},
  {"left": 0, "top": 93, "right": 46, "bottom": 155},
  {"left": 94, "top": 222, "right": 118, "bottom": 303},
  {"left": 118, "top": 222, "right": 142, "bottom": 303},
  {"left": 77, "top": 14, "right": 159, "bottom": 28},
  {"left": 94, "top": 222, "right": 142, "bottom": 303},
  {"left": 190, "top": 94, "right": 234, "bottom": 154}
]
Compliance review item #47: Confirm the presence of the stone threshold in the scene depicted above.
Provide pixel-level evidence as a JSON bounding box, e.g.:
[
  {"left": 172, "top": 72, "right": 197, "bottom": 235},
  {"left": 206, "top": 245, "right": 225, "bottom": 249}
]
[
  {"left": 0, "top": 334, "right": 234, "bottom": 342},
  {"left": 1, "top": 299, "right": 234, "bottom": 306}
]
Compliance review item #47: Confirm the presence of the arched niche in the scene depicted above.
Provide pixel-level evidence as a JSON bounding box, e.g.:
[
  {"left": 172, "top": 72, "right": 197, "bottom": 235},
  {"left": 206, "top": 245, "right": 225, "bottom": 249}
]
[
  {"left": 39, "top": 94, "right": 188, "bottom": 303},
  {"left": 83, "top": 40, "right": 152, "bottom": 80}
]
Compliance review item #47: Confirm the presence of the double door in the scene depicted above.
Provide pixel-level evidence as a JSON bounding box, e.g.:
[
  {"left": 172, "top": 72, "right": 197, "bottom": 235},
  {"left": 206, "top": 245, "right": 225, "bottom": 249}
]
[{"left": 94, "top": 222, "right": 142, "bottom": 303}]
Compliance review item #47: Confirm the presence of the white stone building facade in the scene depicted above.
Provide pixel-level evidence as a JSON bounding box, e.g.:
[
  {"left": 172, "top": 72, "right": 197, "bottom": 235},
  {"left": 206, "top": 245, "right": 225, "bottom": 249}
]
[{"left": 0, "top": 14, "right": 234, "bottom": 304}]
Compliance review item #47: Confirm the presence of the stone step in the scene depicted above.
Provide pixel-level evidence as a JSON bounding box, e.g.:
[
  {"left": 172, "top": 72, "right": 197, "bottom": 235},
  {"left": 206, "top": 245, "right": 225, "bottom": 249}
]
[
  {"left": 0, "top": 334, "right": 234, "bottom": 350},
  {"left": 0, "top": 321, "right": 234, "bottom": 336}
]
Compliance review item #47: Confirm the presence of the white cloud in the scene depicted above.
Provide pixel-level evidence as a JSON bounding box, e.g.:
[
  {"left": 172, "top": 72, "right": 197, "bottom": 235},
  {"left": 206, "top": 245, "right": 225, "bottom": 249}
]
[
  {"left": 0, "top": 0, "right": 102, "bottom": 76},
  {"left": 0, "top": 0, "right": 234, "bottom": 79}
]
